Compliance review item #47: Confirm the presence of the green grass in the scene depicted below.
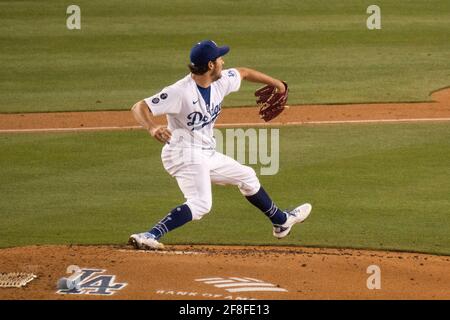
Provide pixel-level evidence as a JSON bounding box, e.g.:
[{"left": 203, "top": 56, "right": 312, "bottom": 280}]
[
  {"left": 1, "top": 123, "right": 450, "bottom": 255},
  {"left": 0, "top": 0, "right": 449, "bottom": 112}
]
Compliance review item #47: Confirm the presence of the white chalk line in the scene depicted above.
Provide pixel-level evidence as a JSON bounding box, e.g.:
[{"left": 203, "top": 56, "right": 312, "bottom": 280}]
[
  {"left": 224, "top": 118, "right": 450, "bottom": 126},
  {"left": 0, "top": 126, "right": 142, "bottom": 133},
  {"left": 1, "top": 117, "right": 450, "bottom": 133},
  {"left": 118, "top": 249, "right": 205, "bottom": 255}
]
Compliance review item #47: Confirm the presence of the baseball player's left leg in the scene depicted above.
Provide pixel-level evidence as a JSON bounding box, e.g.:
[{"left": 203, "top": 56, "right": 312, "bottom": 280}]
[
  {"left": 209, "top": 151, "right": 312, "bottom": 238},
  {"left": 209, "top": 152, "right": 288, "bottom": 225}
]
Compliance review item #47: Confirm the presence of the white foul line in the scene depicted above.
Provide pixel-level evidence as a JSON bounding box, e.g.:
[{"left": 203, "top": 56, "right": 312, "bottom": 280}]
[
  {"left": 0, "top": 126, "right": 142, "bottom": 133},
  {"left": 214, "top": 118, "right": 450, "bottom": 127},
  {"left": 1, "top": 117, "right": 450, "bottom": 133},
  {"left": 118, "top": 249, "right": 205, "bottom": 255}
]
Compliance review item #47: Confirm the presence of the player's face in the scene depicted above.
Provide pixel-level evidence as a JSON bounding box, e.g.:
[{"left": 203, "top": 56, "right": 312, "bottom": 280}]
[{"left": 211, "top": 57, "right": 224, "bottom": 81}]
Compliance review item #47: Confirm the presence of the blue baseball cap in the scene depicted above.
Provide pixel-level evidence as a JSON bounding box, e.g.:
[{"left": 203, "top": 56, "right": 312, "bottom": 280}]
[{"left": 190, "top": 40, "right": 230, "bottom": 66}]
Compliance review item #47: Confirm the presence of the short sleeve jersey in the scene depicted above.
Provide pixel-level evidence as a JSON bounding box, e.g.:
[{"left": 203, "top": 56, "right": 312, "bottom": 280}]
[{"left": 144, "top": 68, "right": 241, "bottom": 149}]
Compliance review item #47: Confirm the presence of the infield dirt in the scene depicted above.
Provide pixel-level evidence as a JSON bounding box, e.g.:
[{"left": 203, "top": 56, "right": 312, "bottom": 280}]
[
  {"left": 0, "top": 87, "right": 449, "bottom": 131},
  {"left": 0, "top": 245, "right": 450, "bottom": 300}
]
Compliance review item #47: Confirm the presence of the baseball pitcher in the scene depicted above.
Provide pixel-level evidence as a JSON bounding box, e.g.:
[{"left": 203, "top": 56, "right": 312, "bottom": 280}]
[{"left": 129, "top": 40, "right": 311, "bottom": 250}]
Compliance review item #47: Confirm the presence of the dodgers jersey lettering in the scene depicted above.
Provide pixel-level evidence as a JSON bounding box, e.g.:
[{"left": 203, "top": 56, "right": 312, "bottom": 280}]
[{"left": 144, "top": 68, "right": 241, "bottom": 149}]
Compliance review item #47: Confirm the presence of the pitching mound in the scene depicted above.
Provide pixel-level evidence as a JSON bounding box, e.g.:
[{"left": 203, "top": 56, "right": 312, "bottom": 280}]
[{"left": 0, "top": 245, "right": 449, "bottom": 300}]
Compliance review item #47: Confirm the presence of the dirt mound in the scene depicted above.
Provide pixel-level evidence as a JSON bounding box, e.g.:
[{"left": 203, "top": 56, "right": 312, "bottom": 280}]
[{"left": 0, "top": 245, "right": 449, "bottom": 300}]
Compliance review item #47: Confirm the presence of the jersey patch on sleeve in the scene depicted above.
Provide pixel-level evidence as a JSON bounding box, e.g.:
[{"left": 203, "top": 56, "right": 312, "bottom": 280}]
[
  {"left": 227, "top": 70, "right": 236, "bottom": 77},
  {"left": 144, "top": 86, "right": 181, "bottom": 116}
]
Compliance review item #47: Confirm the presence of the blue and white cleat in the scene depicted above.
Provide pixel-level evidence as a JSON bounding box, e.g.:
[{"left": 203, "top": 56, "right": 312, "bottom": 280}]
[
  {"left": 273, "top": 203, "right": 312, "bottom": 239},
  {"left": 128, "top": 232, "right": 164, "bottom": 250}
]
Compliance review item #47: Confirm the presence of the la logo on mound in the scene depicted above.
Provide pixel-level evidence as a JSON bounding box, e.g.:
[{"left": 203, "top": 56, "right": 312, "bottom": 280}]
[{"left": 56, "top": 268, "right": 127, "bottom": 296}]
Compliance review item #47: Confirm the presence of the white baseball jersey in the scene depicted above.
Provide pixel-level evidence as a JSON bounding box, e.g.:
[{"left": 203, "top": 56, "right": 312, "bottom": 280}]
[{"left": 144, "top": 68, "right": 241, "bottom": 149}]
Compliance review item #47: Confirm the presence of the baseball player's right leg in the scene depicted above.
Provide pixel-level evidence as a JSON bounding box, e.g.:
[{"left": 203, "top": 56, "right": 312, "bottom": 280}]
[
  {"left": 173, "top": 163, "right": 213, "bottom": 221},
  {"left": 129, "top": 150, "right": 212, "bottom": 250},
  {"left": 128, "top": 201, "right": 193, "bottom": 250},
  {"left": 144, "top": 162, "right": 212, "bottom": 240}
]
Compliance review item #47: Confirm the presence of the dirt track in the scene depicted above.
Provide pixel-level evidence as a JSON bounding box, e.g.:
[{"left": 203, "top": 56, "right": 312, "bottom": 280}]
[
  {"left": 0, "top": 87, "right": 449, "bottom": 132},
  {"left": 0, "top": 88, "right": 449, "bottom": 300}
]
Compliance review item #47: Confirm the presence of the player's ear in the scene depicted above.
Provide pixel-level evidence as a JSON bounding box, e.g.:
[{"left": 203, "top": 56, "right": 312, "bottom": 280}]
[{"left": 208, "top": 60, "right": 215, "bottom": 71}]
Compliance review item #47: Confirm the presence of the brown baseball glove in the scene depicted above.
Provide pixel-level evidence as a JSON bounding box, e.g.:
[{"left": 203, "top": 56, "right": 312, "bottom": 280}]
[{"left": 255, "top": 81, "right": 288, "bottom": 122}]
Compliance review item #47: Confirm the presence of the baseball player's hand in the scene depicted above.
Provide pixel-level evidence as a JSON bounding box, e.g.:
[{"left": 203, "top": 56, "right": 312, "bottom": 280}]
[
  {"left": 275, "top": 80, "right": 286, "bottom": 93},
  {"left": 150, "top": 126, "right": 172, "bottom": 143}
]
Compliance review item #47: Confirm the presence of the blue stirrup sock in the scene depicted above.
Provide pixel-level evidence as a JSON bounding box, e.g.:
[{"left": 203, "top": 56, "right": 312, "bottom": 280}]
[
  {"left": 149, "top": 204, "right": 193, "bottom": 240},
  {"left": 245, "top": 186, "right": 287, "bottom": 225}
]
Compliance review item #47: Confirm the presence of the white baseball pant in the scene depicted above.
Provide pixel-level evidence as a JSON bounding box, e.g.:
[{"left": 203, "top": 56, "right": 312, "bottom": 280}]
[{"left": 161, "top": 146, "right": 261, "bottom": 220}]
